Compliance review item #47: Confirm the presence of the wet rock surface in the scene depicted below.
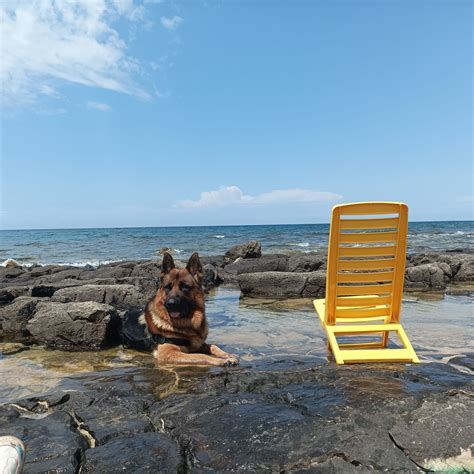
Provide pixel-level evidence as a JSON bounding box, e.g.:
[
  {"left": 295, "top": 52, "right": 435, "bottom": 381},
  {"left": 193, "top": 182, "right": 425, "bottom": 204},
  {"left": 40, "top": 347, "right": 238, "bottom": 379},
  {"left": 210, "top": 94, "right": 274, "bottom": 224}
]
[
  {"left": 0, "top": 357, "right": 472, "bottom": 472},
  {"left": 82, "top": 433, "right": 181, "bottom": 473},
  {"left": 0, "top": 406, "right": 86, "bottom": 473}
]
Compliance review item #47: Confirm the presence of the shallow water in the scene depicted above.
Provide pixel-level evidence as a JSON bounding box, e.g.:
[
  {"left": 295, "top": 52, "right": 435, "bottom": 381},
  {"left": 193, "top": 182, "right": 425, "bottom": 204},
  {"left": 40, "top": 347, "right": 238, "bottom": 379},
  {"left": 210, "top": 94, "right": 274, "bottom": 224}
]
[{"left": 0, "top": 288, "right": 472, "bottom": 404}]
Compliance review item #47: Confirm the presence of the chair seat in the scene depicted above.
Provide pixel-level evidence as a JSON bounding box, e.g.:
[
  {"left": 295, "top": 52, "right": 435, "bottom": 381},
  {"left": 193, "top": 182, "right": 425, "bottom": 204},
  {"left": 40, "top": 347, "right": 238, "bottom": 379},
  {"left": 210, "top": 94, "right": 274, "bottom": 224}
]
[{"left": 313, "top": 298, "right": 419, "bottom": 364}]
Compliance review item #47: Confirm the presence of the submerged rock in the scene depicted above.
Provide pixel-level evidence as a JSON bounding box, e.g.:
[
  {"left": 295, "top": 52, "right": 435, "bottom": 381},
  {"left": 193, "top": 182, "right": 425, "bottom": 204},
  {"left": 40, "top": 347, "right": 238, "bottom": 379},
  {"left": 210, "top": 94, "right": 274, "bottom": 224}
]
[{"left": 0, "top": 342, "right": 28, "bottom": 356}]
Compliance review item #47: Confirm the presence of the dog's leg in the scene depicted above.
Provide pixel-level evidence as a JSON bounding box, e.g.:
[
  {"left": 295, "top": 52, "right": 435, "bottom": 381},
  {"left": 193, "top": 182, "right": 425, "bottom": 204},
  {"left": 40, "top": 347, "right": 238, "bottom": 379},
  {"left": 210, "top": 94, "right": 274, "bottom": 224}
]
[
  {"left": 154, "top": 344, "right": 238, "bottom": 367},
  {"left": 200, "top": 343, "right": 239, "bottom": 364}
]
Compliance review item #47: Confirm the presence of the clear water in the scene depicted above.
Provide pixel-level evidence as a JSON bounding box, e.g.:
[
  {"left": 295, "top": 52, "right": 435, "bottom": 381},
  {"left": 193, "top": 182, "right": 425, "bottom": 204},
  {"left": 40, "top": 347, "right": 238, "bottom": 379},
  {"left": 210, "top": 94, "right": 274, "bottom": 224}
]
[
  {"left": 1, "top": 288, "right": 472, "bottom": 404},
  {"left": 1, "top": 221, "right": 472, "bottom": 266}
]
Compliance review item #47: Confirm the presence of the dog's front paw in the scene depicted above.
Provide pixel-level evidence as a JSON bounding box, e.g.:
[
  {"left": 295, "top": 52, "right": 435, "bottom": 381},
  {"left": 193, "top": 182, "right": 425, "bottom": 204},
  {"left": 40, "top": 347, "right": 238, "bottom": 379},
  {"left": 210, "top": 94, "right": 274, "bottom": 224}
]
[{"left": 223, "top": 355, "right": 239, "bottom": 367}]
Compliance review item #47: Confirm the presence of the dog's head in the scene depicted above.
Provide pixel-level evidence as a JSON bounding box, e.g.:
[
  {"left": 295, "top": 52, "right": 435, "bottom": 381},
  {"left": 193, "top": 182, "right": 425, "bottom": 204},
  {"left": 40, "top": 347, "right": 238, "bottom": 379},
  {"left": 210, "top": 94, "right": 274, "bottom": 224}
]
[{"left": 159, "top": 252, "right": 204, "bottom": 320}]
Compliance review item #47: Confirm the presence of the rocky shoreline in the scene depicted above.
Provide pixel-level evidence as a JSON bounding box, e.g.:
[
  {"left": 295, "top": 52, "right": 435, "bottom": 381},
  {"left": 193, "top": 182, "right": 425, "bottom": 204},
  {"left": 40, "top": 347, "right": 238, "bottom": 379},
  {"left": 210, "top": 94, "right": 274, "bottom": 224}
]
[
  {"left": 0, "top": 242, "right": 473, "bottom": 472},
  {"left": 0, "top": 353, "right": 473, "bottom": 472},
  {"left": 0, "top": 242, "right": 473, "bottom": 350}
]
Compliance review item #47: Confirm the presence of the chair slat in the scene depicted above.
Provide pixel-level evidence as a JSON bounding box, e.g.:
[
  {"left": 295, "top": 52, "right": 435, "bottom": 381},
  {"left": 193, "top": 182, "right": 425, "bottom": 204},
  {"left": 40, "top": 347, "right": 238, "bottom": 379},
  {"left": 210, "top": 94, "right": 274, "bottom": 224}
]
[
  {"left": 336, "top": 283, "right": 393, "bottom": 295},
  {"left": 337, "top": 271, "right": 394, "bottom": 283},
  {"left": 338, "top": 203, "right": 402, "bottom": 215},
  {"left": 339, "top": 246, "right": 397, "bottom": 257},
  {"left": 336, "top": 295, "right": 392, "bottom": 307},
  {"left": 338, "top": 259, "right": 396, "bottom": 270},
  {"left": 339, "top": 232, "right": 398, "bottom": 243},
  {"left": 331, "top": 322, "right": 400, "bottom": 333},
  {"left": 339, "top": 218, "right": 399, "bottom": 230},
  {"left": 335, "top": 307, "right": 390, "bottom": 318}
]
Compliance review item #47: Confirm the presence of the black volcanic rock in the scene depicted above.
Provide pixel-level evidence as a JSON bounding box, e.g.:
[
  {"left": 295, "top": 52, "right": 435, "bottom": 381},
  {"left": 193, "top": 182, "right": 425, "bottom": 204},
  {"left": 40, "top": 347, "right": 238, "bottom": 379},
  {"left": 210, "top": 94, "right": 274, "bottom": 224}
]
[
  {"left": 1, "top": 358, "right": 472, "bottom": 472},
  {"left": 26, "top": 301, "right": 120, "bottom": 350},
  {"left": 225, "top": 240, "right": 262, "bottom": 261}
]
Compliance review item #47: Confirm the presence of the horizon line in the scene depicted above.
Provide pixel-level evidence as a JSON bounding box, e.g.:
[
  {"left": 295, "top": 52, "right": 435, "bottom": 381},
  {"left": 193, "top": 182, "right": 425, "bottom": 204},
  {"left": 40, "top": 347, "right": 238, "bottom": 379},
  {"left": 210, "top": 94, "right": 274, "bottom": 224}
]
[{"left": 1, "top": 218, "right": 473, "bottom": 232}]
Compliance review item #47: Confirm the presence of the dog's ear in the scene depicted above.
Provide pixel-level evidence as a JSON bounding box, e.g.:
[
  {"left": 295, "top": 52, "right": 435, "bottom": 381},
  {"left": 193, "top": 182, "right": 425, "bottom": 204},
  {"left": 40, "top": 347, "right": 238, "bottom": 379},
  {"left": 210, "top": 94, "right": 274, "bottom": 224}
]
[
  {"left": 161, "top": 252, "right": 175, "bottom": 275},
  {"left": 186, "top": 252, "right": 203, "bottom": 284}
]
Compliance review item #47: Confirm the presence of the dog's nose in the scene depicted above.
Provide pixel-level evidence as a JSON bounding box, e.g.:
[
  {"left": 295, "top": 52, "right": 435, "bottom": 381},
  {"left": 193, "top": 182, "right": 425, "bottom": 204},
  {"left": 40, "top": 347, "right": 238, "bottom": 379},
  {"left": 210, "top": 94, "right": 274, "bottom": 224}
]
[{"left": 165, "top": 297, "right": 180, "bottom": 308}]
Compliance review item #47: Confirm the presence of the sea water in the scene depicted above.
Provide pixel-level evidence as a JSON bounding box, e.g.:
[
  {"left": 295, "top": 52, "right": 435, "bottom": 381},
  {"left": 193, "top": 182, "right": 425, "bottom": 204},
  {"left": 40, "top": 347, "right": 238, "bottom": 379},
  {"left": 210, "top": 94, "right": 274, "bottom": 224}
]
[{"left": 1, "top": 221, "right": 472, "bottom": 266}]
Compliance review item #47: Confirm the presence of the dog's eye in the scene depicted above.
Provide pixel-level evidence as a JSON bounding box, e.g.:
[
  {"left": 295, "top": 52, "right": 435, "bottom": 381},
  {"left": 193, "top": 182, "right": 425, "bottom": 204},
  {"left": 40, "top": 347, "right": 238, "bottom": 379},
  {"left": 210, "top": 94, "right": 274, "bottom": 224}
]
[
  {"left": 163, "top": 284, "right": 172, "bottom": 292},
  {"left": 180, "top": 282, "right": 191, "bottom": 291}
]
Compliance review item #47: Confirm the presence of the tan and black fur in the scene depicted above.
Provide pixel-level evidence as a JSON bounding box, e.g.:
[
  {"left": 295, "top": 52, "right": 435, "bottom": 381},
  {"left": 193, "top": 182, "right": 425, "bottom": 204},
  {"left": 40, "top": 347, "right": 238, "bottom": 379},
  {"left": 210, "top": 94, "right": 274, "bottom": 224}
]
[{"left": 143, "top": 252, "right": 238, "bottom": 366}]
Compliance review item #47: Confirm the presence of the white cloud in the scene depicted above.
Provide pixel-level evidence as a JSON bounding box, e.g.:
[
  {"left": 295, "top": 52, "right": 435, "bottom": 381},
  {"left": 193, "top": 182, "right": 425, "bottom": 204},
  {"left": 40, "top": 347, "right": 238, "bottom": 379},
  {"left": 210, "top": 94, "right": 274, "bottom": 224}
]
[
  {"left": 87, "top": 101, "right": 111, "bottom": 111},
  {"left": 0, "top": 0, "right": 152, "bottom": 107},
  {"left": 176, "top": 186, "right": 342, "bottom": 209},
  {"left": 39, "top": 84, "right": 60, "bottom": 98},
  {"left": 160, "top": 15, "right": 182, "bottom": 30}
]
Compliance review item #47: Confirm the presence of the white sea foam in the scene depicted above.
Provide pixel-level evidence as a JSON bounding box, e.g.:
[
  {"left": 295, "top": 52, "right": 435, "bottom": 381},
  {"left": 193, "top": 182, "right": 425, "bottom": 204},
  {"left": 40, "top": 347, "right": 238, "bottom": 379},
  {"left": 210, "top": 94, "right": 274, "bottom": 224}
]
[
  {"left": 213, "top": 235, "right": 225, "bottom": 239},
  {"left": 1, "top": 258, "right": 127, "bottom": 268},
  {"left": 67, "top": 260, "right": 120, "bottom": 267},
  {"left": 289, "top": 242, "right": 310, "bottom": 248},
  {"left": 1, "top": 258, "right": 21, "bottom": 267}
]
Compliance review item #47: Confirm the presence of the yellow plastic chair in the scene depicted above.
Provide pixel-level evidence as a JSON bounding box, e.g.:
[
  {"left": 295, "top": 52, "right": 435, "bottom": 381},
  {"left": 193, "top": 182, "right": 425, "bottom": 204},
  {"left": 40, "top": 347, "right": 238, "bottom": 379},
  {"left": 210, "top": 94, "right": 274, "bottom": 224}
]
[{"left": 313, "top": 202, "right": 419, "bottom": 364}]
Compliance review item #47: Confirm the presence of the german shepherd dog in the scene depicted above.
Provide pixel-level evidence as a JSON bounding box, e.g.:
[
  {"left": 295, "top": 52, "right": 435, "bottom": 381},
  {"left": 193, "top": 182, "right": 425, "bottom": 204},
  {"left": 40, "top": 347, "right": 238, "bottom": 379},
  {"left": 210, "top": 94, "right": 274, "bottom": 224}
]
[{"left": 124, "top": 252, "right": 239, "bottom": 367}]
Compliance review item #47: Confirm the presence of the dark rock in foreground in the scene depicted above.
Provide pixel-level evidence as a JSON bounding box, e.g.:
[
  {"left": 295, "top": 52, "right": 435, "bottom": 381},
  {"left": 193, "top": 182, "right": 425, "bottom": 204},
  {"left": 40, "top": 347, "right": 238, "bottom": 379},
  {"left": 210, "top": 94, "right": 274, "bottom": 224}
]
[
  {"left": 0, "top": 357, "right": 472, "bottom": 472},
  {"left": 0, "top": 407, "right": 86, "bottom": 473},
  {"left": 82, "top": 433, "right": 181, "bottom": 473}
]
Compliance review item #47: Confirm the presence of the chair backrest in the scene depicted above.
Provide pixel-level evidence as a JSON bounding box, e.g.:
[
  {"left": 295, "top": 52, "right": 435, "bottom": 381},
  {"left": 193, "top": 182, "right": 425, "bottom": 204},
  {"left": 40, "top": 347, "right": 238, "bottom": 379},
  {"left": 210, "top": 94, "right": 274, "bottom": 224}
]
[{"left": 325, "top": 202, "right": 408, "bottom": 325}]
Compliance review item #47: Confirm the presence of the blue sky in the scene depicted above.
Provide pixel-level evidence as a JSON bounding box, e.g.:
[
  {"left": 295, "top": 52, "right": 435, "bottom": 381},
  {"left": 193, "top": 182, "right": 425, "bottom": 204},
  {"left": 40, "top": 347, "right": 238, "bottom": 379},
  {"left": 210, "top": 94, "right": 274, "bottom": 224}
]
[{"left": 1, "top": 0, "right": 472, "bottom": 229}]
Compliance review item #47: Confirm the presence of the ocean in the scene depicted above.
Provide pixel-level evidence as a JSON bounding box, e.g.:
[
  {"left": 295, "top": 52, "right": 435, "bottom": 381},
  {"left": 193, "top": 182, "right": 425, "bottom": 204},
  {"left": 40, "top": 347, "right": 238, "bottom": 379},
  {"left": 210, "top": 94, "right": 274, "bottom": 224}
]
[{"left": 1, "top": 221, "right": 472, "bottom": 267}]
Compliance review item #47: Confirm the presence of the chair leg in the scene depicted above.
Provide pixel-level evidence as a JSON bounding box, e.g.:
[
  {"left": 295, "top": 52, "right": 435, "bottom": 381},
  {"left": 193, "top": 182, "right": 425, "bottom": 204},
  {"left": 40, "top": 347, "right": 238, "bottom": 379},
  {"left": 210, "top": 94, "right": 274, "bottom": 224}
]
[
  {"left": 382, "top": 331, "right": 389, "bottom": 348},
  {"left": 396, "top": 326, "right": 420, "bottom": 363},
  {"left": 326, "top": 330, "right": 344, "bottom": 364}
]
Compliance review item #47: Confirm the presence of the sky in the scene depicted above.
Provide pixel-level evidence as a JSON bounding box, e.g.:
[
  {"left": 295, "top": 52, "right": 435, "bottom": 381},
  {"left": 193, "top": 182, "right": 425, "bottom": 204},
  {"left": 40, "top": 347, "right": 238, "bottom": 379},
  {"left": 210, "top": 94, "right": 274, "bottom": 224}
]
[{"left": 0, "top": 0, "right": 472, "bottom": 230}]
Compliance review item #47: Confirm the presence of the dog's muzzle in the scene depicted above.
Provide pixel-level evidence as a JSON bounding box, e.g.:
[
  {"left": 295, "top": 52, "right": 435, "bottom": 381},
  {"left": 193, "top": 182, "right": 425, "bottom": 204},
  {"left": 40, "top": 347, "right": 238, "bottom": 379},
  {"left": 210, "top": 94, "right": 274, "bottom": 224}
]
[{"left": 165, "top": 298, "right": 191, "bottom": 319}]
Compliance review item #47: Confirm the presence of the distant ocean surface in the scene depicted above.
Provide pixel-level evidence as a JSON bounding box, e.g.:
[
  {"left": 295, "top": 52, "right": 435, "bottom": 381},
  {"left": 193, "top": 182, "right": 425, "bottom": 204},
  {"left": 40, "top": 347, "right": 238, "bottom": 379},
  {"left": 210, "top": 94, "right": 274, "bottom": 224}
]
[{"left": 1, "top": 221, "right": 472, "bottom": 267}]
